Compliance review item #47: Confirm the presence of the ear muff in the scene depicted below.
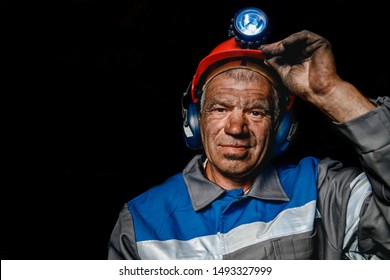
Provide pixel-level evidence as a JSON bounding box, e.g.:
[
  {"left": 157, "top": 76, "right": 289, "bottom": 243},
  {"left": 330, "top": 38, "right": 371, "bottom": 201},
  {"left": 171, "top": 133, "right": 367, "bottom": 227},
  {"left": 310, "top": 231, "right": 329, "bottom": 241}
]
[
  {"left": 272, "top": 92, "right": 298, "bottom": 157},
  {"left": 183, "top": 102, "right": 202, "bottom": 150},
  {"left": 273, "top": 109, "right": 298, "bottom": 156},
  {"left": 181, "top": 84, "right": 202, "bottom": 150}
]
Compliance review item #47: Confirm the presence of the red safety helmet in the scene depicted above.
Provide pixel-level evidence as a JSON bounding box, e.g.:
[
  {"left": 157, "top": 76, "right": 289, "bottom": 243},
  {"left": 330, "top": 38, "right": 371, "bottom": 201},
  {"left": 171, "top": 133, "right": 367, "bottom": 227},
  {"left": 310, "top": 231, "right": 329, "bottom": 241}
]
[{"left": 190, "top": 37, "right": 294, "bottom": 111}]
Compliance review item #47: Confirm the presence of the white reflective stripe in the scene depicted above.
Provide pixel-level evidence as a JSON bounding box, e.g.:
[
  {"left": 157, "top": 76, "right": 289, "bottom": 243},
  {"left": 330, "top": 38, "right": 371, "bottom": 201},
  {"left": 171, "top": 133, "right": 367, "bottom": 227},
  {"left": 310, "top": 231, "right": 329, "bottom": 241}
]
[
  {"left": 138, "top": 234, "right": 222, "bottom": 260},
  {"left": 221, "top": 201, "right": 316, "bottom": 255},
  {"left": 137, "top": 200, "right": 316, "bottom": 259},
  {"left": 343, "top": 172, "right": 372, "bottom": 250}
]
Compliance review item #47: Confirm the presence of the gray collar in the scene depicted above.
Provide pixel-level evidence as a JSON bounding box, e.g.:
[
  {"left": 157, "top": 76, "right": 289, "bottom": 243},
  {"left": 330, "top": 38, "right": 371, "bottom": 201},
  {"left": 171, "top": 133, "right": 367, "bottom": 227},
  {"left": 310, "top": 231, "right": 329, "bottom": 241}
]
[{"left": 183, "top": 155, "right": 290, "bottom": 212}]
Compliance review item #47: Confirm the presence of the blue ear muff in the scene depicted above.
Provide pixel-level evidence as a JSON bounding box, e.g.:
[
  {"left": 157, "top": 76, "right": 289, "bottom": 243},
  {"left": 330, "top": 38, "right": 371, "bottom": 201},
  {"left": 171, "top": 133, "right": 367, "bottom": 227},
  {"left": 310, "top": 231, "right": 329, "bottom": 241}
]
[
  {"left": 273, "top": 109, "right": 298, "bottom": 156},
  {"left": 182, "top": 84, "right": 202, "bottom": 151},
  {"left": 183, "top": 102, "right": 202, "bottom": 150}
]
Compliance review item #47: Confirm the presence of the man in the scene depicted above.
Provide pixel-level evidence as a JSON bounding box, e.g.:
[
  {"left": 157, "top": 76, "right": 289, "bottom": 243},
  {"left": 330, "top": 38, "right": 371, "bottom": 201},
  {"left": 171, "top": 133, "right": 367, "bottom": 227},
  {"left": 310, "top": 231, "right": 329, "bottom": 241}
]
[{"left": 108, "top": 30, "right": 389, "bottom": 259}]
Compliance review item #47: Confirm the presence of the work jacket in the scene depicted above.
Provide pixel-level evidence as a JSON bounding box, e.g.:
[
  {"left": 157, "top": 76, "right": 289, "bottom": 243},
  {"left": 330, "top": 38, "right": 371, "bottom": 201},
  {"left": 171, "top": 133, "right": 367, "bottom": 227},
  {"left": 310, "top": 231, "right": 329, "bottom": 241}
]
[{"left": 108, "top": 96, "right": 390, "bottom": 259}]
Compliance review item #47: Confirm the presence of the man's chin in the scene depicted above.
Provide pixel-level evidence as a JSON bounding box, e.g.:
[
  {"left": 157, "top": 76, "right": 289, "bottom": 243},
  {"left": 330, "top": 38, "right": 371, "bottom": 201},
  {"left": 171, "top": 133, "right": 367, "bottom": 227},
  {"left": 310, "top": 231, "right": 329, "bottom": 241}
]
[{"left": 223, "top": 153, "right": 248, "bottom": 160}]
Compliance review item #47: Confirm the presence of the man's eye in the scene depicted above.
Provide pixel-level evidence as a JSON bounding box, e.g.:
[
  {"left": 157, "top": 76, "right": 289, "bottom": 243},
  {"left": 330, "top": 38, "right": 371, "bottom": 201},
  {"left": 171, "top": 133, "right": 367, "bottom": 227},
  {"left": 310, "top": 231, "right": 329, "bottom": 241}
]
[
  {"left": 251, "top": 111, "right": 264, "bottom": 117},
  {"left": 215, "top": 107, "right": 226, "bottom": 113}
]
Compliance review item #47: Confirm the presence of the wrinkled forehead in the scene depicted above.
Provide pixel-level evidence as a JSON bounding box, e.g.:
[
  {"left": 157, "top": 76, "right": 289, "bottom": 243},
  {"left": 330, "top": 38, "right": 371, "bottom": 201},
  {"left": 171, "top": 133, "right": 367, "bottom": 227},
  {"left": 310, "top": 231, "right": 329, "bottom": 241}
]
[{"left": 200, "top": 67, "right": 274, "bottom": 109}]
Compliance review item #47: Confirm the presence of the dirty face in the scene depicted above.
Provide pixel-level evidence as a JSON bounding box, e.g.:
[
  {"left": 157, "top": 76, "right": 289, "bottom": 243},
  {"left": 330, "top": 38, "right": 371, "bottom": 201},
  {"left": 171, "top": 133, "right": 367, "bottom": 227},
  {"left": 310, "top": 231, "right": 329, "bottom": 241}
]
[{"left": 200, "top": 68, "right": 274, "bottom": 180}]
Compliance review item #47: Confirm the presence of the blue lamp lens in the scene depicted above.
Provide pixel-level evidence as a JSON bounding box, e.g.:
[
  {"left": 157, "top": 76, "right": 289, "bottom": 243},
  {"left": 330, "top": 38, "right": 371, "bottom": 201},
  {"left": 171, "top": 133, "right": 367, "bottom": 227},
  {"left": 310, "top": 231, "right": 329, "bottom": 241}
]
[
  {"left": 230, "top": 7, "right": 269, "bottom": 47},
  {"left": 234, "top": 7, "right": 268, "bottom": 38}
]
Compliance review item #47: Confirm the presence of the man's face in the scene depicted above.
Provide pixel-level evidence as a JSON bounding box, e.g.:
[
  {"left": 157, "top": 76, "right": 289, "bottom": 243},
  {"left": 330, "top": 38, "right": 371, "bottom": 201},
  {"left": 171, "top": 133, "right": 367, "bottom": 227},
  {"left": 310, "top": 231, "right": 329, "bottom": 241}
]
[{"left": 200, "top": 68, "right": 273, "bottom": 179}]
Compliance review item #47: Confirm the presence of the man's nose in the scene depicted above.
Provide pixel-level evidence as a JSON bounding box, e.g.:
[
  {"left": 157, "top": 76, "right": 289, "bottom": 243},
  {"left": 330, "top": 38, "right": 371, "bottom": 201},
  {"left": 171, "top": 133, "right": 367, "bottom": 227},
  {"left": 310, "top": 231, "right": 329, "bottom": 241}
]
[{"left": 224, "top": 111, "right": 249, "bottom": 136}]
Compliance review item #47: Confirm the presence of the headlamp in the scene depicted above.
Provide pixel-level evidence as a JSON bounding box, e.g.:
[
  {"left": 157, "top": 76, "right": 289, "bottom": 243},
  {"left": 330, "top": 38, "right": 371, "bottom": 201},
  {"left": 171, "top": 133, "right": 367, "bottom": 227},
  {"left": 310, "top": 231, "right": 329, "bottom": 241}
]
[
  {"left": 191, "top": 7, "right": 273, "bottom": 103},
  {"left": 228, "top": 7, "right": 270, "bottom": 48}
]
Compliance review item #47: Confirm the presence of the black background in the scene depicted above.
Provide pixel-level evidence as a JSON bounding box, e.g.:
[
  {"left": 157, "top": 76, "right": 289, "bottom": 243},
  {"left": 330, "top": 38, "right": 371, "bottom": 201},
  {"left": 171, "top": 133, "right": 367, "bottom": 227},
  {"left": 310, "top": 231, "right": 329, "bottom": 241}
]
[{"left": 2, "top": 0, "right": 388, "bottom": 259}]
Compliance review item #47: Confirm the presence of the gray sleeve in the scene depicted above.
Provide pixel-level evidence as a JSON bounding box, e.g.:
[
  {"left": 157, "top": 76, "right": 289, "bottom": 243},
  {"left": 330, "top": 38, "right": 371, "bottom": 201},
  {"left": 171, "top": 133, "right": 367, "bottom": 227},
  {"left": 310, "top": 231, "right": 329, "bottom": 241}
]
[
  {"left": 316, "top": 96, "right": 390, "bottom": 259},
  {"left": 336, "top": 96, "right": 390, "bottom": 189},
  {"left": 337, "top": 96, "right": 390, "bottom": 257},
  {"left": 107, "top": 203, "right": 140, "bottom": 260},
  {"left": 315, "top": 158, "right": 362, "bottom": 259}
]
